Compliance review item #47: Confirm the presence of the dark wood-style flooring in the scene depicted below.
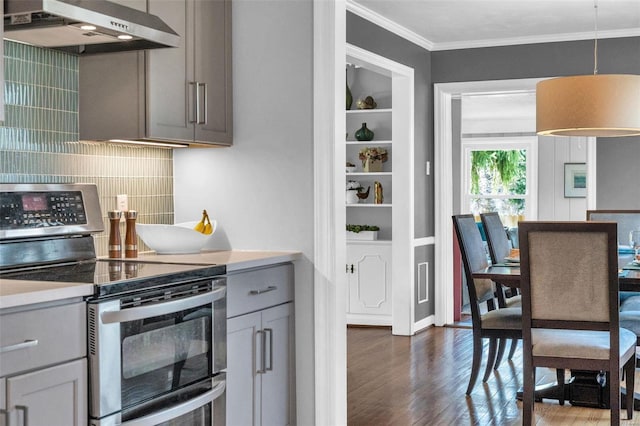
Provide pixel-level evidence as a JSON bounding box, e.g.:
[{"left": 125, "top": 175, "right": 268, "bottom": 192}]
[{"left": 347, "top": 325, "right": 638, "bottom": 425}]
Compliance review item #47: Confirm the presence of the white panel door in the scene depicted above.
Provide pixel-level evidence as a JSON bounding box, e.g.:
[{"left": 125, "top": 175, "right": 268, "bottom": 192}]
[
  {"left": 6, "top": 359, "right": 87, "bottom": 426},
  {"left": 260, "top": 303, "right": 294, "bottom": 426},
  {"left": 227, "top": 311, "right": 262, "bottom": 426}
]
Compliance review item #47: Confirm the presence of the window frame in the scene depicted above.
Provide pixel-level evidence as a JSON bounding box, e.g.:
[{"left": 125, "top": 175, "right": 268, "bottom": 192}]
[{"left": 461, "top": 136, "right": 538, "bottom": 220}]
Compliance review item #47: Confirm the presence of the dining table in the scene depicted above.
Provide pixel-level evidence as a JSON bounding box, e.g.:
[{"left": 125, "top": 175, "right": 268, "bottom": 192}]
[{"left": 472, "top": 251, "right": 640, "bottom": 410}]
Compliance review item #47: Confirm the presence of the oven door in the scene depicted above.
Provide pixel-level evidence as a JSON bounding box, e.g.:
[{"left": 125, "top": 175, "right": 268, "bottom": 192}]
[
  {"left": 90, "top": 374, "right": 225, "bottom": 426},
  {"left": 88, "top": 277, "right": 226, "bottom": 420}
]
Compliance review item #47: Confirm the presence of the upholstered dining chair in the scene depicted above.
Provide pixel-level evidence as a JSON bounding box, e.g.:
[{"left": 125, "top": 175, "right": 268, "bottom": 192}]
[
  {"left": 480, "top": 212, "right": 521, "bottom": 365},
  {"left": 452, "top": 214, "right": 522, "bottom": 395},
  {"left": 519, "top": 221, "right": 636, "bottom": 425}
]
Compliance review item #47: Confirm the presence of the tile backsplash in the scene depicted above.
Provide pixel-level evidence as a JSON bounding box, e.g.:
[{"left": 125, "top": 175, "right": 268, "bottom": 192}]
[{"left": 1, "top": 41, "right": 174, "bottom": 257}]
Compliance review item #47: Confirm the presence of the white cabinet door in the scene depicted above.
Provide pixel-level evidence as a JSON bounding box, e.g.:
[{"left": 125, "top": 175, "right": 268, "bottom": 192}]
[
  {"left": 347, "top": 243, "right": 392, "bottom": 325},
  {"left": 227, "top": 303, "right": 294, "bottom": 426},
  {"left": 260, "top": 303, "right": 294, "bottom": 426},
  {"left": 6, "top": 359, "right": 87, "bottom": 426},
  {"left": 227, "top": 311, "right": 261, "bottom": 426}
]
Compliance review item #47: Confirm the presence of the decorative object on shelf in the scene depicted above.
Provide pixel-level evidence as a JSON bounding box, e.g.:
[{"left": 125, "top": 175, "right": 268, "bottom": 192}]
[
  {"left": 346, "top": 86, "right": 353, "bottom": 111},
  {"left": 346, "top": 224, "right": 379, "bottom": 241},
  {"left": 346, "top": 180, "right": 362, "bottom": 204},
  {"left": 356, "top": 96, "right": 377, "bottom": 110},
  {"left": 536, "top": 0, "right": 640, "bottom": 137},
  {"left": 346, "top": 162, "right": 356, "bottom": 173},
  {"left": 374, "top": 181, "right": 384, "bottom": 204},
  {"left": 354, "top": 122, "right": 374, "bottom": 141},
  {"left": 359, "top": 146, "right": 387, "bottom": 172},
  {"left": 356, "top": 186, "right": 370, "bottom": 201}
]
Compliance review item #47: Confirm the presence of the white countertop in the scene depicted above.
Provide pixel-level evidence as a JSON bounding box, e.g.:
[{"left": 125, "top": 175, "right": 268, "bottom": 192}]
[
  {"left": 0, "top": 279, "right": 94, "bottom": 310},
  {"left": 1, "top": 250, "right": 300, "bottom": 310},
  {"left": 131, "top": 249, "right": 301, "bottom": 272}
]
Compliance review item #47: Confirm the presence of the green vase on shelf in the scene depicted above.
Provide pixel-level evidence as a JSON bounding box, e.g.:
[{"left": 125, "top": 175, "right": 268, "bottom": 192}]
[{"left": 354, "top": 123, "right": 374, "bottom": 141}]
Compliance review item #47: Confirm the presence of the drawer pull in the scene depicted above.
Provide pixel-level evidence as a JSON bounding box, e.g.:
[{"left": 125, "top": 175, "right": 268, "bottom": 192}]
[
  {"left": 0, "top": 339, "right": 38, "bottom": 354},
  {"left": 249, "top": 286, "right": 277, "bottom": 295}
]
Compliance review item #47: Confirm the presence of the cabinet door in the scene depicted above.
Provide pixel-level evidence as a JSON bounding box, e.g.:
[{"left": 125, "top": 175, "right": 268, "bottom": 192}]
[
  {"left": 194, "top": 0, "right": 233, "bottom": 145},
  {"left": 347, "top": 243, "right": 393, "bottom": 323},
  {"left": 0, "top": 378, "right": 6, "bottom": 426},
  {"left": 147, "top": 0, "right": 195, "bottom": 142},
  {"left": 6, "top": 359, "right": 87, "bottom": 426},
  {"left": 261, "top": 303, "right": 294, "bottom": 426},
  {"left": 227, "top": 311, "right": 262, "bottom": 426}
]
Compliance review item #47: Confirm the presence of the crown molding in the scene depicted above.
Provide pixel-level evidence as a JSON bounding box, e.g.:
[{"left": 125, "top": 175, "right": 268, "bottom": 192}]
[
  {"left": 346, "top": 1, "right": 435, "bottom": 51},
  {"left": 430, "top": 28, "right": 640, "bottom": 51},
  {"left": 346, "top": 1, "right": 640, "bottom": 52}
]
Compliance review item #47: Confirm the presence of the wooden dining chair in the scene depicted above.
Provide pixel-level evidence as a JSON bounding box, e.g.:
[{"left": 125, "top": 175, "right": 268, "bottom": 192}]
[
  {"left": 519, "top": 221, "right": 636, "bottom": 425},
  {"left": 452, "top": 214, "right": 522, "bottom": 395},
  {"left": 480, "top": 212, "right": 521, "bottom": 366}
]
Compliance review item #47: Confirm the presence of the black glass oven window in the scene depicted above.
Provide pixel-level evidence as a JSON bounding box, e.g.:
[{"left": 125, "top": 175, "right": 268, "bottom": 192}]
[{"left": 120, "top": 306, "right": 212, "bottom": 409}]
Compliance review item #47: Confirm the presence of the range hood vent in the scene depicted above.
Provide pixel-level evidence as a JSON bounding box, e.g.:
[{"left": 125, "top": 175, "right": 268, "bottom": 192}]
[{"left": 3, "top": 0, "right": 180, "bottom": 55}]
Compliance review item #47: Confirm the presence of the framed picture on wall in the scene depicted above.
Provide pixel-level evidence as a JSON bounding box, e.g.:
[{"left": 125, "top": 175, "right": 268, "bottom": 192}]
[{"left": 564, "top": 163, "right": 587, "bottom": 198}]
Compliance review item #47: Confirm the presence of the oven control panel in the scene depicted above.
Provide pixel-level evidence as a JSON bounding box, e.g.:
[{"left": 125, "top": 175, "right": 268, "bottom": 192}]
[
  {"left": 0, "top": 183, "right": 104, "bottom": 240},
  {"left": 0, "top": 191, "right": 87, "bottom": 229}
]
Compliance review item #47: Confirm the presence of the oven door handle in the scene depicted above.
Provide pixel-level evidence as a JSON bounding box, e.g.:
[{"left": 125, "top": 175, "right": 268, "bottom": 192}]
[
  {"left": 121, "top": 380, "right": 226, "bottom": 426},
  {"left": 101, "top": 287, "right": 226, "bottom": 324}
]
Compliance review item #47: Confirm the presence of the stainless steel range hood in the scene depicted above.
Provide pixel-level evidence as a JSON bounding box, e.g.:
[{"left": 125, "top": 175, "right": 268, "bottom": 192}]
[{"left": 3, "top": 0, "right": 180, "bottom": 55}]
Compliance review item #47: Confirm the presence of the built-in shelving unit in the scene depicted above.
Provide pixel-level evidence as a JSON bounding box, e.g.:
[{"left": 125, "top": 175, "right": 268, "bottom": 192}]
[{"left": 344, "top": 44, "right": 414, "bottom": 330}]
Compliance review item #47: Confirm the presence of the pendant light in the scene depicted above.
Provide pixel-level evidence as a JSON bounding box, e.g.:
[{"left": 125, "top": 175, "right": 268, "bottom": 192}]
[{"left": 536, "top": 0, "right": 640, "bottom": 137}]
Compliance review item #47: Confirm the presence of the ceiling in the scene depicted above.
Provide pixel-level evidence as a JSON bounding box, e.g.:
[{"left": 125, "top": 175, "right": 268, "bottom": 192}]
[
  {"left": 348, "top": 1, "right": 639, "bottom": 124},
  {"left": 348, "top": 0, "right": 640, "bottom": 51}
]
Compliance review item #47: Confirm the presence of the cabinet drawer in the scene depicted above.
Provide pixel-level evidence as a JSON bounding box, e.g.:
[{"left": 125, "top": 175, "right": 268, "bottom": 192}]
[
  {"left": 0, "top": 301, "right": 86, "bottom": 376},
  {"left": 227, "top": 263, "right": 294, "bottom": 318}
]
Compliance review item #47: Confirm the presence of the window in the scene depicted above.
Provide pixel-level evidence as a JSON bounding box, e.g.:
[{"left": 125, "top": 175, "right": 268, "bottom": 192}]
[{"left": 462, "top": 137, "right": 538, "bottom": 226}]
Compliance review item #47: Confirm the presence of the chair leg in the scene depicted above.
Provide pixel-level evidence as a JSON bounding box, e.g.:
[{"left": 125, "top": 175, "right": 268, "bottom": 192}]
[
  {"left": 466, "top": 335, "right": 483, "bottom": 395},
  {"left": 483, "top": 338, "right": 498, "bottom": 382},
  {"left": 625, "top": 357, "right": 635, "bottom": 420},
  {"left": 556, "top": 369, "right": 565, "bottom": 406},
  {"left": 611, "top": 368, "right": 621, "bottom": 426},
  {"left": 523, "top": 363, "right": 535, "bottom": 426},
  {"left": 494, "top": 338, "right": 507, "bottom": 369},
  {"left": 508, "top": 338, "right": 518, "bottom": 360}
]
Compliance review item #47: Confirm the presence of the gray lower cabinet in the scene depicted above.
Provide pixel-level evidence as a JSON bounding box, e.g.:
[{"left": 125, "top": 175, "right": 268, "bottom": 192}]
[
  {"left": 226, "top": 263, "right": 295, "bottom": 426},
  {"left": 0, "top": 300, "right": 87, "bottom": 426},
  {"left": 79, "top": 0, "right": 232, "bottom": 146}
]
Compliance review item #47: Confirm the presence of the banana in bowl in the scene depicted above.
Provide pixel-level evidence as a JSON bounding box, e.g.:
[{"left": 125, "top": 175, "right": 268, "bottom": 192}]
[{"left": 137, "top": 220, "right": 217, "bottom": 254}]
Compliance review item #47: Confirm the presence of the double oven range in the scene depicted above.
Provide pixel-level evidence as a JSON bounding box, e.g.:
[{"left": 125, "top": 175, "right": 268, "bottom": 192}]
[{"left": 0, "top": 183, "right": 227, "bottom": 426}]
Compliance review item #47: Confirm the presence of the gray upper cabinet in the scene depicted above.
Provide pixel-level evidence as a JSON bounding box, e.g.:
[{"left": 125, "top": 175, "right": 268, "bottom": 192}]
[
  {"left": 79, "top": 0, "right": 232, "bottom": 147},
  {"left": 147, "top": 0, "right": 232, "bottom": 145}
]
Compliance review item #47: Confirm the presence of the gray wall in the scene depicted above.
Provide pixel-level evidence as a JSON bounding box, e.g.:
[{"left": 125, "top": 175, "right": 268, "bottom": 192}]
[
  {"left": 172, "top": 1, "right": 314, "bottom": 423},
  {"left": 433, "top": 37, "right": 640, "bottom": 212},
  {"left": 347, "top": 12, "right": 433, "bottom": 238},
  {"left": 347, "top": 11, "right": 435, "bottom": 322},
  {"left": 597, "top": 138, "right": 640, "bottom": 209}
]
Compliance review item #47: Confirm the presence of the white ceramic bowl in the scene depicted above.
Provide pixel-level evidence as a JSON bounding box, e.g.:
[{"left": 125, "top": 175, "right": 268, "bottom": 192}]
[{"left": 136, "top": 220, "right": 217, "bottom": 254}]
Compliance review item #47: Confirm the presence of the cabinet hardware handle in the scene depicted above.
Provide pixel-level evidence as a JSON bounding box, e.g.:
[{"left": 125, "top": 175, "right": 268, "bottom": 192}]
[
  {"left": 120, "top": 380, "right": 225, "bottom": 426},
  {"left": 198, "top": 83, "right": 208, "bottom": 125},
  {"left": 249, "top": 285, "right": 277, "bottom": 295},
  {"left": 0, "top": 339, "right": 38, "bottom": 354},
  {"left": 189, "top": 81, "right": 198, "bottom": 124},
  {"left": 0, "top": 408, "right": 10, "bottom": 426},
  {"left": 265, "top": 328, "right": 273, "bottom": 372},
  {"left": 101, "top": 287, "right": 225, "bottom": 324},
  {"left": 15, "top": 406, "right": 27, "bottom": 426},
  {"left": 256, "top": 330, "right": 266, "bottom": 374},
  {"left": 349, "top": 264, "right": 354, "bottom": 273}
]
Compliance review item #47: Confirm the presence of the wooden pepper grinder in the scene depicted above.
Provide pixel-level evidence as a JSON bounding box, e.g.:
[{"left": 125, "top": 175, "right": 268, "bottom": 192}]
[
  {"left": 125, "top": 210, "right": 138, "bottom": 258},
  {"left": 108, "top": 210, "right": 122, "bottom": 258}
]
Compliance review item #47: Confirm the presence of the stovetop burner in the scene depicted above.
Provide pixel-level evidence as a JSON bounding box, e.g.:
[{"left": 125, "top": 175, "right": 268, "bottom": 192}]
[{"left": 2, "top": 259, "right": 226, "bottom": 299}]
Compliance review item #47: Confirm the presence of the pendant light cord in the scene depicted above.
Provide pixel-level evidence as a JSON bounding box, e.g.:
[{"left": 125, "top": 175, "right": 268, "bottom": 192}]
[{"left": 593, "top": 0, "right": 599, "bottom": 75}]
